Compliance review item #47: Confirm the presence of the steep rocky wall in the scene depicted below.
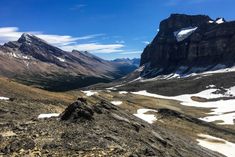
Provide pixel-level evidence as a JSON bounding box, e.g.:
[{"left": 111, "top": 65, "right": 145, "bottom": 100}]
[{"left": 140, "top": 14, "right": 235, "bottom": 76}]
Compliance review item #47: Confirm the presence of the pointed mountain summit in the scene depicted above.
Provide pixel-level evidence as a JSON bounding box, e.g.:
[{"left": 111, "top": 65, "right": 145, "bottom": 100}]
[{"left": 18, "top": 33, "right": 46, "bottom": 44}]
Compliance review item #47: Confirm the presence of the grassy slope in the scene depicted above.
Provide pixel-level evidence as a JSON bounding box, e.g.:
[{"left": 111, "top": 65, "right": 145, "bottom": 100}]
[{"left": 0, "top": 76, "right": 77, "bottom": 103}]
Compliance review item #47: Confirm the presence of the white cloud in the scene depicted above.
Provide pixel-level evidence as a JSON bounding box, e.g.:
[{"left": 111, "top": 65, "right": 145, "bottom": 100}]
[
  {"left": 61, "top": 43, "right": 125, "bottom": 53},
  {"left": 0, "top": 27, "right": 103, "bottom": 46},
  {"left": 0, "top": 27, "right": 37, "bottom": 44},
  {"left": 115, "top": 40, "right": 125, "bottom": 44},
  {"left": 0, "top": 26, "right": 125, "bottom": 54},
  {"left": 142, "top": 41, "right": 150, "bottom": 45},
  {"left": 119, "top": 50, "right": 142, "bottom": 54},
  {"left": 36, "top": 34, "right": 104, "bottom": 46}
]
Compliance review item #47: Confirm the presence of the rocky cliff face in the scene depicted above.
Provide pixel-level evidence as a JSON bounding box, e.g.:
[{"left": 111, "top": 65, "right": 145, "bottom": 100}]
[{"left": 140, "top": 14, "right": 235, "bottom": 77}]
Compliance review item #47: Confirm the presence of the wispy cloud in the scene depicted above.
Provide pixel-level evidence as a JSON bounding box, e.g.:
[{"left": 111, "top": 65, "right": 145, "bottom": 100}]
[
  {"left": 0, "top": 27, "right": 103, "bottom": 45},
  {"left": 0, "top": 26, "right": 126, "bottom": 54},
  {"left": 115, "top": 40, "right": 125, "bottom": 44},
  {"left": 119, "top": 50, "right": 142, "bottom": 55},
  {"left": 142, "top": 41, "right": 150, "bottom": 45},
  {"left": 0, "top": 27, "right": 37, "bottom": 44},
  {"left": 70, "top": 4, "right": 87, "bottom": 11},
  {"left": 61, "top": 43, "right": 125, "bottom": 53}
]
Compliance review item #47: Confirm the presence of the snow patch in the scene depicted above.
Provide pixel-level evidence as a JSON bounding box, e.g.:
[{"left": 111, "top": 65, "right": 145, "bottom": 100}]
[
  {"left": 197, "top": 134, "right": 235, "bottom": 157},
  {"left": 8, "top": 52, "right": 30, "bottom": 60},
  {"left": 134, "top": 109, "right": 158, "bottom": 124},
  {"left": 215, "top": 18, "right": 225, "bottom": 24},
  {"left": 38, "top": 113, "right": 60, "bottom": 119},
  {"left": 206, "top": 85, "right": 216, "bottom": 89},
  {"left": 81, "top": 90, "right": 98, "bottom": 96},
  {"left": 174, "top": 27, "right": 198, "bottom": 42},
  {"left": 119, "top": 91, "right": 128, "bottom": 94},
  {"left": 0, "top": 97, "right": 9, "bottom": 100},
  {"left": 111, "top": 101, "right": 122, "bottom": 106},
  {"left": 208, "top": 20, "right": 214, "bottom": 23},
  {"left": 56, "top": 57, "right": 66, "bottom": 62}
]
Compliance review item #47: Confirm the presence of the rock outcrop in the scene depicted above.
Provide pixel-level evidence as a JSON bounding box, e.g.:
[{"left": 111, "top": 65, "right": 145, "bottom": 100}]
[{"left": 140, "top": 14, "right": 235, "bottom": 77}]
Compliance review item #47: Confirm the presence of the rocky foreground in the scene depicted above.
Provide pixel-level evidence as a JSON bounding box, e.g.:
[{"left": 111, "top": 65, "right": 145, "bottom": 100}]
[{"left": 1, "top": 93, "right": 233, "bottom": 157}]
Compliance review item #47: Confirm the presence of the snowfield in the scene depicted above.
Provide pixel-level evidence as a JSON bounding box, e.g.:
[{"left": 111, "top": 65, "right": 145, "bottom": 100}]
[
  {"left": 197, "top": 134, "right": 235, "bottom": 157},
  {"left": 81, "top": 90, "right": 98, "bottom": 96},
  {"left": 134, "top": 109, "right": 158, "bottom": 124},
  {"left": 111, "top": 101, "right": 122, "bottom": 106},
  {"left": 132, "top": 88, "right": 235, "bottom": 125},
  {"left": 38, "top": 113, "right": 60, "bottom": 119}
]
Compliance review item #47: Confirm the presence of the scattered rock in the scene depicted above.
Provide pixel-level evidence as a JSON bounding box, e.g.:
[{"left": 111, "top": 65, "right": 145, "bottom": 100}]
[
  {"left": 2, "top": 138, "right": 35, "bottom": 154},
  {"left": 42, "top": 143, "right": 60, "bottom": 149},
  {"left": 111, "top": 113, "right": 130, "bottom": 123}
]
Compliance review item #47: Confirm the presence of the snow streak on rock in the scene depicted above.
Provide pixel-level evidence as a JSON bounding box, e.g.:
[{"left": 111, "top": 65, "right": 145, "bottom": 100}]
[{"left": 174, "top": 27, "right": 198, "bottom": 42}]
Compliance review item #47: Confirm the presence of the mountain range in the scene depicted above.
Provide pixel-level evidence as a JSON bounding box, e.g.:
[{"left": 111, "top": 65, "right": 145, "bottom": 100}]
[
  {"left": 0, "top": 33, "right": 138, "bottom": 91},
  {"left": 1, "top": 14, "right": 235, "bottom": 157}
]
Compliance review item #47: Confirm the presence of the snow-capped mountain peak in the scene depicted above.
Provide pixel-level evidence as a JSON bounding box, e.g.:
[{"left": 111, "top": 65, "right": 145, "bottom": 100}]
[{"left": 18, "top": 33, "right": 48, "bottom": 44}]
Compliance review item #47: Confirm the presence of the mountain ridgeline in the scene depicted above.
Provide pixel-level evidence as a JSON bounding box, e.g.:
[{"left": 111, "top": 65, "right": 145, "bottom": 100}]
[
  {"left": 0, "top": 33, "right": 138, "bottom": 91},
  {"left": 140, "top": 14, "right": 235, "bottom": 78}
]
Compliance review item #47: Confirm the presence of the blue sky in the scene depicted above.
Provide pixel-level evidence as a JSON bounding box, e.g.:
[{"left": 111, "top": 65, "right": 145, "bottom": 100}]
[{"left": 0, "top": 0, "right": 234, "bottom": 60}]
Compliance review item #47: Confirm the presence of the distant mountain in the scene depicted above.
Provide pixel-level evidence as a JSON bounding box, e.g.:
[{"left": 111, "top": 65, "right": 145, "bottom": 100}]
[
  {"left": 112, "top": 58, "right": 140, "bottom": 67},
  {"left": 140, "top": 14, "right": 235, "bottom": 78},
  {"left": 0, "top": 33, "right": 137, "bottom": 91}
]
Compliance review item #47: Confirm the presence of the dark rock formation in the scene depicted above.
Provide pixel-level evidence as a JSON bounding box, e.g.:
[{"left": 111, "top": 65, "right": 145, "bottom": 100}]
[
  {"left": 140, "top": 14, "right": 235, "bottom": 77},
  {"left": 60, "top": 100, "right": 94, "bottom": 121}
]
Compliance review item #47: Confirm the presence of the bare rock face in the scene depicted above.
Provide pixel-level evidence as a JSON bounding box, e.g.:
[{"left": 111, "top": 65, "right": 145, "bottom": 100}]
[{"left": 140, "top": 14, "right": 235, "bottom": 77}]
